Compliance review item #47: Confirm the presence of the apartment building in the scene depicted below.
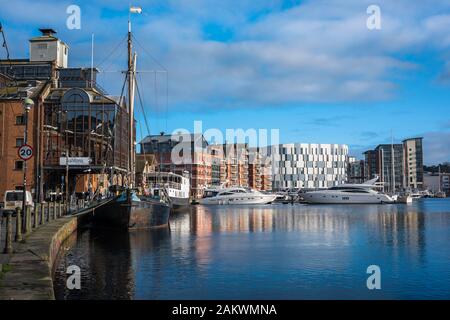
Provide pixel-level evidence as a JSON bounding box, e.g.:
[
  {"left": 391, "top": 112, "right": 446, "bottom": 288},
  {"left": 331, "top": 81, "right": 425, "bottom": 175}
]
[
  {"left": 363, "top": 137, "right": 424, "bottom": 191},
  {"left": 347, "top": 156, "right": 365, "bottom": 184},
  {"left": 140, "top": 133, "right": 212, "bottom": 198},
  {"left": 403, "top": 137, "right": 424, "bottom": 190},
  {"left": 270, "top": 143, "right": 349, "bottom": 190}
]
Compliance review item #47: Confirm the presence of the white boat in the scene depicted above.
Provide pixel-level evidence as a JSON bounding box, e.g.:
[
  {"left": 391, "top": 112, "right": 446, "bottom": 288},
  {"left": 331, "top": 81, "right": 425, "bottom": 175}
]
[
  {"left": 303, "top": 177, "right": 395, "bottom": 204},
  {"left": 144, "top": 171, "right": 190, "bottom": 211},
  {"left": 435, "top": 191, "right": 447, "bottom": 198},
  {"left": 397, "top": 194, "right": 413, "bottom": 204},
  {"left": 199, "top": 187, "right": 277, "bottom": 205}
]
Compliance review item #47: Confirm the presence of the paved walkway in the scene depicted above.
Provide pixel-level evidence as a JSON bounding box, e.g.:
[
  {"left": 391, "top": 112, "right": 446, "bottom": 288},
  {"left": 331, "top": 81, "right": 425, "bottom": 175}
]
[{"left": 0, "top": 216, "right": 79, "bottom": 300}]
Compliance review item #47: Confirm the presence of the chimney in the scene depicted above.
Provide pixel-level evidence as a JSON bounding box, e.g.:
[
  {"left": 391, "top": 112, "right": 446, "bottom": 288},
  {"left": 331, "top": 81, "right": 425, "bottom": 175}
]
[{"left": 39, "top": 28, "right": 57, "bottom": 36}]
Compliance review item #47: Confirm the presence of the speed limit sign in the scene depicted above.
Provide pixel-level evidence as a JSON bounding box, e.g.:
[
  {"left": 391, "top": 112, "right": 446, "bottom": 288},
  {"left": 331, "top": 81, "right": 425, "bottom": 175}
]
[{"left": 18, "top": 144, "right": 33, "bottom": 161}]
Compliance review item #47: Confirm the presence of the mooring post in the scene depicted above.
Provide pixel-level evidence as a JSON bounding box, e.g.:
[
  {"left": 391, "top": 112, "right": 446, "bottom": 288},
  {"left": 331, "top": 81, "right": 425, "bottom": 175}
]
[
  {"left": 15, "top": 208, "right": 22, "bottom": 242},
  {"left": 3, "top": 211, "right": 13, "bottom": 254}
]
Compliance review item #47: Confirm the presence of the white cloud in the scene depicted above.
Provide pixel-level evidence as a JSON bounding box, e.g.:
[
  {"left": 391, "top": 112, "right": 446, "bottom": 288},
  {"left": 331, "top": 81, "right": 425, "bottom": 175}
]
[{"left": 2, "top": 0, "right": 450, "bottom": 111}]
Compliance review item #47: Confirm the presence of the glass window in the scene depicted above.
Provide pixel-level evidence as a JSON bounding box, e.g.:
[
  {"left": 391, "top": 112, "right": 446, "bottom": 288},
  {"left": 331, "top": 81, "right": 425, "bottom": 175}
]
[
  {"left": 14, "top": 161, "right": 24, "bottom": 170},
  {"left": 15, "top": 138, "right": 24, "bottom": 147},
  {"left": 15, "top": 115, "right": 25, "bottom": 125}
]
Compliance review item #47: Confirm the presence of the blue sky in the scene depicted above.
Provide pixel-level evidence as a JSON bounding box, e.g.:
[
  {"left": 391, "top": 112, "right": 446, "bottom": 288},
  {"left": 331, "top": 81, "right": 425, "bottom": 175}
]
[{"left": 1, "top": 0, "right": 450, "bottom": 164}]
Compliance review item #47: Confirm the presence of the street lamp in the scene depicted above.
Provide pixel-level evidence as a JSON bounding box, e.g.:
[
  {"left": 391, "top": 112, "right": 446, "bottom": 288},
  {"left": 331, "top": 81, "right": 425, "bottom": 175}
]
[{"left": 21, "top": 97, "right": 34, "bottom": 233}]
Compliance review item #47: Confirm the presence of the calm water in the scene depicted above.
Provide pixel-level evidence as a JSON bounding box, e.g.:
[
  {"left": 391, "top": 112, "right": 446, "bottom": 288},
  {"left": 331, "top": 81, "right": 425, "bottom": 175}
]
[{"left": 53, "top": 199, "right": 450, "bottom": 300}]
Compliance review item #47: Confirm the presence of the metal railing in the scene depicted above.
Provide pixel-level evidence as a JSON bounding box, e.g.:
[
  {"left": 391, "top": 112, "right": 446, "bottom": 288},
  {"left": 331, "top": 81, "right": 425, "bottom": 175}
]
[{"left": 1, "top": 200, "right": 87, "bottom": 254}]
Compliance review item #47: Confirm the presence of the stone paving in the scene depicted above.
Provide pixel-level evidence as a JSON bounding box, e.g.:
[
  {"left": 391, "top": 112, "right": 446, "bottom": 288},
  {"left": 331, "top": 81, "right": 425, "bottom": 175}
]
[{"left": 0, "top": 216, "right": 80, "bottom": 300}]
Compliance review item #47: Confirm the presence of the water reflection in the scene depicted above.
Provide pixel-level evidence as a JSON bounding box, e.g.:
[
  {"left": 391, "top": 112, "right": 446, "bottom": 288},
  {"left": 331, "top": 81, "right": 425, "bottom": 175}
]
[{"left": 54, "top": 200, "right": 450, "bottom": 299}]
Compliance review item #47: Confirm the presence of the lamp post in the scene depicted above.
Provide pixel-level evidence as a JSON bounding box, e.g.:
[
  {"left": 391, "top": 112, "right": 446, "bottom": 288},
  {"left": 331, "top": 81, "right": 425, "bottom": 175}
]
[{"left": 21, "top": 97, "right": 34, "bottom": 233}]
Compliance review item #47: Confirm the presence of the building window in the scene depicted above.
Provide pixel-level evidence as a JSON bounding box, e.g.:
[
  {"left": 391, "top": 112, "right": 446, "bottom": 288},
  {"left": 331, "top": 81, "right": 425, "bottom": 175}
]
[
  {"left": 15, "top": 115, "right": 25, "bottom": 125},
  {"left": 37, "top": 43, "right": 48, "bottom": 50},
  {"left": 16, "top": 138, "right": 24, "bottom": 147},
  {"left": 14, "top": 161, "right": 24, "bottom": 170}
]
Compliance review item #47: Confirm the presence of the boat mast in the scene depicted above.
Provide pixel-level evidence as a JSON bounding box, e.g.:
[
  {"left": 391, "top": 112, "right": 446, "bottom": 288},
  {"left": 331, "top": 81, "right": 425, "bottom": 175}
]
[
  {"left": 391, "top": 131, "right": 395, "bottom": 194},
  {"left": 127, "top": 12, "right": 135, "bottom": 187},
  {"left": 438, "top": 165, "right": 441, "bottom": 193}
]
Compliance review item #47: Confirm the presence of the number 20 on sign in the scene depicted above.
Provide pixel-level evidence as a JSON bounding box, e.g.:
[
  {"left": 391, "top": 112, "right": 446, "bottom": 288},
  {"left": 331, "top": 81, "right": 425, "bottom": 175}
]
[{"left": 18, "top": 144, "right": 33, "bottom": 161}]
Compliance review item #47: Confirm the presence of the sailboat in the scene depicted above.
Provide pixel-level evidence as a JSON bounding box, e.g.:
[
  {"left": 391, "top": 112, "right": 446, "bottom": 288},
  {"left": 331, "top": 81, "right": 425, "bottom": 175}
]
[
  {"left": 435, "top": 165, "right": 447, "bottom": 198},
  {"left": 93, "top": 6, "right": 171, "bottom": 229}
]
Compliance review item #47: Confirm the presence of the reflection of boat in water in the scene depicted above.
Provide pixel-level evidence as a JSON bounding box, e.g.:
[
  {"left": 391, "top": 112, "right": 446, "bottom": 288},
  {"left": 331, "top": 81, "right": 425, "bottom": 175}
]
[
  {"left": 199, "top": 187, "right": 277, "bottom": 205},
  {"left": 144, "top": 171, "right": 190, "bottom": 211},
  {"left": 93, "top": 188, "right": 170, "bottom": 229},
  {"left": 303, "top": 177, "right": 395, "bottom": 204}
]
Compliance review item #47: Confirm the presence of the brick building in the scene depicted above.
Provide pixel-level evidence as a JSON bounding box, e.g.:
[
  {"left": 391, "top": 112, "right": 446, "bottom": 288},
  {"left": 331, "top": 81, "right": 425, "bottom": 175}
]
[{"left": 0, "top": 79, "right": 49, "bottom": 201}]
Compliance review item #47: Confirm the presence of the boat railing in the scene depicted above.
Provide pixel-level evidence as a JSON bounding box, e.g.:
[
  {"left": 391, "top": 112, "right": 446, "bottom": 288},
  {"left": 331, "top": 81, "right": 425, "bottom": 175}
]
[{"left": 148, "top": 181, "right": 182, "bottom": 190}]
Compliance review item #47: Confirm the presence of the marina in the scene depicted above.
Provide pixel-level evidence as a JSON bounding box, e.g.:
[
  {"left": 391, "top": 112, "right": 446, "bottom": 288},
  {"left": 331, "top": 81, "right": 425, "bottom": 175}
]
[
  {"left": 0, "top": 2, "right": 449, "bottom": 306},
  {"left": 53, "top": 198, "right": 450, "bottom": 300}
]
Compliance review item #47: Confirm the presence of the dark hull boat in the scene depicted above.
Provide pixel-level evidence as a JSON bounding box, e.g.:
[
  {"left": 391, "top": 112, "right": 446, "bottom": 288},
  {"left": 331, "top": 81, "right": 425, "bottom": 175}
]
[{"left": 93, "top": 190, "right": 170, "bottom": 229}]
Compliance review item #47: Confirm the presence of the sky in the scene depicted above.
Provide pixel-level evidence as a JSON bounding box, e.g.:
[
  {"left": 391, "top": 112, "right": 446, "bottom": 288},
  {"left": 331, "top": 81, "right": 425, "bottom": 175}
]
[{"left": 1, "top": 0, "right": 450, "bottom": 165}]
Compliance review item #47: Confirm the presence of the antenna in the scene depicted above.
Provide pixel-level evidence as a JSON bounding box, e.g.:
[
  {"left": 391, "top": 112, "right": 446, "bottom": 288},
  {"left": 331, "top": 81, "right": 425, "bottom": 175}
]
[{"left": 91, "top": 33, "right": 94, "bottom": 86}]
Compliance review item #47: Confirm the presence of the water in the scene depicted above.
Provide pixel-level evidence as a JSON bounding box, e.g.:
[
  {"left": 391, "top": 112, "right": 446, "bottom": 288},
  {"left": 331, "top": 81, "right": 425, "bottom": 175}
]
[{"left": 53, "top": 199, "right": 450, "bottom": 300}]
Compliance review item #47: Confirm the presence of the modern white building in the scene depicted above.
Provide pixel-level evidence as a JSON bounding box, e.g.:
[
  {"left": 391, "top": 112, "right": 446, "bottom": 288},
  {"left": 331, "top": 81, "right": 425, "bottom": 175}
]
[{"left": 270, "top": 143, "right": 349, "bottom": 190}]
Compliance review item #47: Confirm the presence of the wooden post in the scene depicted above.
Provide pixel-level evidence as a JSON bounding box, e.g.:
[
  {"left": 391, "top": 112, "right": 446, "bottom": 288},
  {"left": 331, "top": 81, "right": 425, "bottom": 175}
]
[
  {"left": 3, "top": 212, "right": 13, "bottom": 254},
  {"left": 15, "top": 208, "right": 22, "bottom": 242}
]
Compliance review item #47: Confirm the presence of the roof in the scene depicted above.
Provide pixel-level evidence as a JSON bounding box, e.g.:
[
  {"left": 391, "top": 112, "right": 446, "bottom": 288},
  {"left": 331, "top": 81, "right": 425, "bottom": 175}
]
[
  {"left": 46, "top": 87, "right": 126, "bottom": 106},
  {"left": 0, "top": 80, "right": 47, "bottom": 100},
  {"left": 140, "top": 133, "right": 207, "bottom": 145},
  {"left": 402, "top": 137, "right": 423, "bottom": 142}
]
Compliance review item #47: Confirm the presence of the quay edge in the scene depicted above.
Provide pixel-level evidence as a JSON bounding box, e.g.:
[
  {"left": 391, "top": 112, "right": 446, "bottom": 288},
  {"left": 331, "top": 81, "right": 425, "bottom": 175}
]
[{"left": 0, "top": 213, "right": 89, "bottom": 300}]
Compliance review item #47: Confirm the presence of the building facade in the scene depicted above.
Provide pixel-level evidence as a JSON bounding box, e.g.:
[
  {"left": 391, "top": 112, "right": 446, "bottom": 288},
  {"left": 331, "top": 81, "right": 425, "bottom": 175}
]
[
  {"left": 270, "top": 143, "right": 349, "bottom": 190},
  {"left": 363, "top": 137, "right": 424, "bottom": 191},
  {"left": 0, "top": 80, "right": 47, "bottom": 201},
  {"left": 0, "top": 28, "right": 132, "bottom": 203},
  {"left": 140, "top": 133, "right": 213, "bottom": 198},
  {"left": 347, "top": 157, "right": 365, "bottom": 184},
  {"left": 403, "top": 137, "right": 424, "bottom": 190},
  {"left": 423, "top": 172, "right": 449, "bottom": 195}
]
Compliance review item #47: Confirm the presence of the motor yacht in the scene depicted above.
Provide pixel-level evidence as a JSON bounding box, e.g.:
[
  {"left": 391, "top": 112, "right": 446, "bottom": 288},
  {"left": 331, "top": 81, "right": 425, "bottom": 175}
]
[
  {"left": 144, "top": 171, "right": 190, "bottom": 211},
  {"left": 199, "top": 187, "right": 277, "bottom": 205},
  {"left": 303, "top": 177, "right": 395, "bottom": 204}
]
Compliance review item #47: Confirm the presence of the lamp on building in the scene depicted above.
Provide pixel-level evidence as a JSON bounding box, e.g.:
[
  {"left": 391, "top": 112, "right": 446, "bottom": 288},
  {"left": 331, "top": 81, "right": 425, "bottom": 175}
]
[{"left": 21, "top": 97, "right": 35, "bottom": 233}]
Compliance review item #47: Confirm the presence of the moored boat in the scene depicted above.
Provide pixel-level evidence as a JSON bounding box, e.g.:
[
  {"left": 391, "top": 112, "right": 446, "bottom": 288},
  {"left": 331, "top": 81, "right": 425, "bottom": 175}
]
[
  {"left": 303, "top": 177, "right": 395, "bottom": 204},
  {"left": 199, "top": 187, "right": 277, "bottom": 205},
  {"left": 93, "top": 188, "right": 170, "bottom": 229},
  {"left": 144, "top": 171, "right": 190, "bottom": 212}
]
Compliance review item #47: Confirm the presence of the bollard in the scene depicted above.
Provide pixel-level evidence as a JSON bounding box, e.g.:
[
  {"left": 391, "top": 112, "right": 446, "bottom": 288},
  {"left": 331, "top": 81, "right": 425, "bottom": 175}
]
[
  {"left": 58, "top": 202, "right": 62, "bottom": 218},
  {"left": 48, "top": 202, "right": 52, "bottom": 221},
  {"left": 39, "top": 203, "right": 44, "bottom": 225},
  {"left": 25, "top": 206, "right": 32, "bottom": 234},
  {"left": 15, "top": 208, "right": 22, "bottom": 242},
  {"left": 33, "top": 205, "right": 38, "bottom": 228},
  {"left": 3, "top": 211, "right": 13, "bottom": 254},
  {"left": 53, "top": 202, "right": 57, "bottom": 220}
]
